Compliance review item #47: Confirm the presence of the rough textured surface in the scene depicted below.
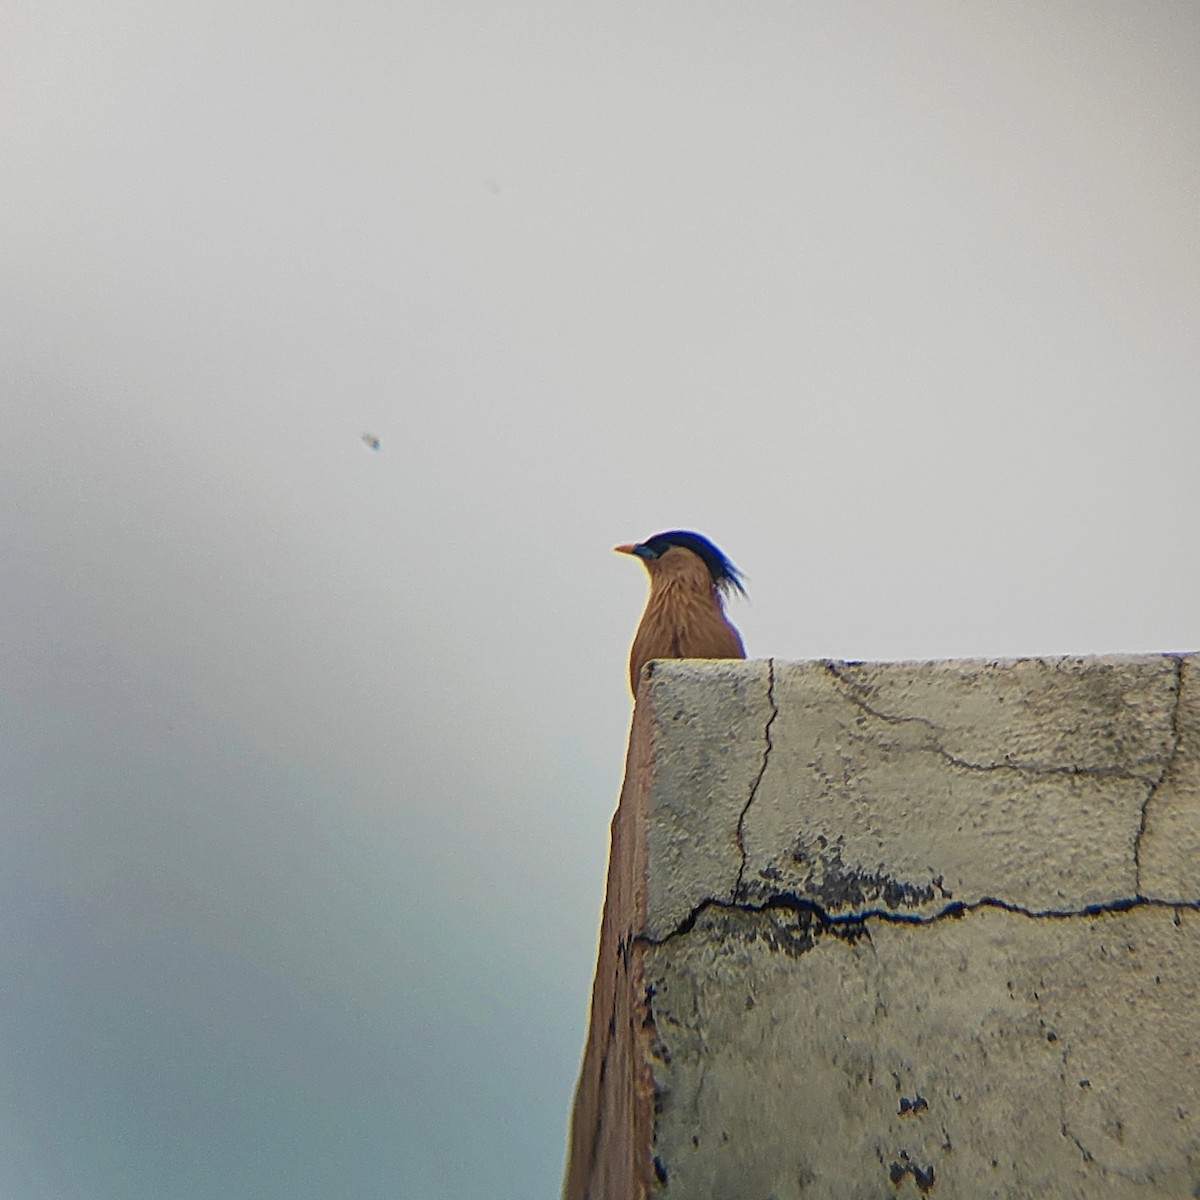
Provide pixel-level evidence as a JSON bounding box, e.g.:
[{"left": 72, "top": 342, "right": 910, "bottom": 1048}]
[
  {"left": 743, "top": 657, "right": 1180, "bottom": 917},
  {"left": 1139, "top": 658, "right": 1199, "bottom": 902},
  {"left": 647, "top": 904, "right": 1200, "bottom": 1199},
  {"left": 564, "top": 655, "right": 1200, "bottom": 1199},
  {"left": 642, "top": 659, "right": 772, "bottom": 941}
]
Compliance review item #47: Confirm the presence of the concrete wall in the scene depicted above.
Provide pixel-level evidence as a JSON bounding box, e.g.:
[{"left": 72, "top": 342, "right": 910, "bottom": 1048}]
[{"left": 564, "top": 655, "right": 1200, "bottom": 1199}]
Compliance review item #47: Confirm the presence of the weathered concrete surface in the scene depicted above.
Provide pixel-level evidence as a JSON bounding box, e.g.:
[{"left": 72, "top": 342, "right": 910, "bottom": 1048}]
[
  {"left": 564, "top": 655, "right": 1200, "bottom": 1200},
  {"left": 562, "top": 660, "right": 771, "bottom": 1200}
]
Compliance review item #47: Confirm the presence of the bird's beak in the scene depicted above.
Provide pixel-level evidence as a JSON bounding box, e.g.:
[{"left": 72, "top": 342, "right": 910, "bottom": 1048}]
[{"left": 613, "top": 543, "right": 639, "bottom": 555}]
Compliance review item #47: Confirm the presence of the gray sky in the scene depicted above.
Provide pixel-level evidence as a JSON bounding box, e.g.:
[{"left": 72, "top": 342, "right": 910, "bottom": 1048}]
[{"left": 2, "top": 2, "right": 1198, "bottom": 1197}]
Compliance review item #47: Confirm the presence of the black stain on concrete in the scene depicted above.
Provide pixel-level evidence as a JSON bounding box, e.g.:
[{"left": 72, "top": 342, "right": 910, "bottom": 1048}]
[{"left": 784, "top": 839, "right": 940, "bottom": 911}]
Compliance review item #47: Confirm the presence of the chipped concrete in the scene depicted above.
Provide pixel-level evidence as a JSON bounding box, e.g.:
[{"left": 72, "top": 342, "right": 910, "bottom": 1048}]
[{"left": 564, "top": 655, "right": 1200, "bottom": 1199}]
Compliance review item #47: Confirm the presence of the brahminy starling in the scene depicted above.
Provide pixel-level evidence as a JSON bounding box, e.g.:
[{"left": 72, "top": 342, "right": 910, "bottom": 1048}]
[{"left": 614, "top": 530, "right": 746, "bottom": 695}]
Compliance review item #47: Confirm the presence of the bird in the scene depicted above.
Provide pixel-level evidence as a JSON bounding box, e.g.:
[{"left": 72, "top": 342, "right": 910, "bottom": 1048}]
[{"left": 614, "top": 530, "right": 746, "bottom": 696}]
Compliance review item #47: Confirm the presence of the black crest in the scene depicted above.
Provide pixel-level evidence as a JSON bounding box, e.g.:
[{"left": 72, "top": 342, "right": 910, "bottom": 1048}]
[{"left": 636, "top": 531, "right": 746, "bottom": 597}]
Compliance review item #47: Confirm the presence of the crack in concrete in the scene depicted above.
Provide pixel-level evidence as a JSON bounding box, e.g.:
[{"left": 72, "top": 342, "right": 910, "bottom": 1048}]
[
  {"left": 824, "top": 660, "right": 942, "bottom": 732},
  {"left": 636, "top": 889, "right": 1200, "bottom": 949},
  {"left": 1060, "top": 1121, "right": 1154, "bottom": 1185},
  {"left": 1061, "top": 1122, "right": 1093, "bottom": 1165},
  {"left": 1056, "top": 1055, "right": 1149, "bottom": 1184},
  {"left": 932, "top": 752, "right": 1156, "bottom": 784},
  {"left": 732, "top": 657, "right": 777, "bottom": 901},
  {"left": 826, "top": 659, "right": 1167, "bottom": 785},
  {"left": 1133, "top": 656, "right": 1187, "bottom": 894}
]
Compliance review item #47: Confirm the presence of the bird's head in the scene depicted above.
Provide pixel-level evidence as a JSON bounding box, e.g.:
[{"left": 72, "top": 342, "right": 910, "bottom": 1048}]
[{"left": 614, "top": 530, "right": 746, "bottom": 598}]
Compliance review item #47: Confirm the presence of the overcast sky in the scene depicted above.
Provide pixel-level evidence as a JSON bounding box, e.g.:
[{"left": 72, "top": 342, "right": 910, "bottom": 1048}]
[{"left": 2, "top": 2, "right": 1198, "bottom": 1197}]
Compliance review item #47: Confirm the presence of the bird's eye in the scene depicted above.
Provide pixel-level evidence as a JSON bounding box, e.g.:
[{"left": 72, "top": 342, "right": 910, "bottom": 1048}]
[{"left": 633, "top": 544, "right": 658, "bottom": 560}]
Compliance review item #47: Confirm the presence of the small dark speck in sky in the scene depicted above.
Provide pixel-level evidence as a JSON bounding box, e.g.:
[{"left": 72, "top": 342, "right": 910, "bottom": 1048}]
[{"left": 361, "top": 433, "right": 381, "bottom": 451}]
